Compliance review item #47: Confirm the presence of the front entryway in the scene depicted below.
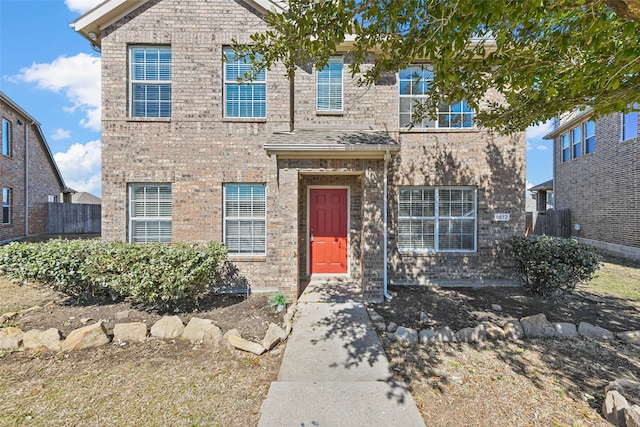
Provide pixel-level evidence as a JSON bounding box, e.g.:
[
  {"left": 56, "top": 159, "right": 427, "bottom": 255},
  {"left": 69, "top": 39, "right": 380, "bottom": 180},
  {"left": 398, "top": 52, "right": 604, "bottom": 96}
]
[{"left": 309, "top": 188, "right": 348, "bottom": 274}]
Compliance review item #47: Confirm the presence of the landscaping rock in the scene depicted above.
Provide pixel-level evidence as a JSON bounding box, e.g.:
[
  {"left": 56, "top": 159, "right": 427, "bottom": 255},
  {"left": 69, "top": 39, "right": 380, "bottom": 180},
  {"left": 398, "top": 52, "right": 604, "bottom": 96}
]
[
  {"left": 115, "top": 310, "right": 130, "bottom": 320},
  {"left": 607, "top": 379, "right": 640, "bottom": 402},
  {"left": 387, "top": 322, "right": 398, "bottom": 333},
  {"left": 578, "top": 322, "right": 614, "bottom": 340},
  {"left": 504, "top": 320, "right": 524, "bottom": 340},
  {"left": 374, "top": 322, "right": 386, "bottom": 332},
  {"left": 80, "top": 318, "right": 92, "bottom": 325},
  {"left": 434, "top": 326, "right": 456, "bottom": 343},
  {"left": 227, "top": 334, "right": 266, "bottom": 355},
  {"left": 603, "top": 390, "right": 629, "bottom": 426},
  {"left": 262, "top": 323, "right": 287, "bottom": 350},
  {"left": 62, "top": 322, "right": 110, "bottom": 351},
  {"left": 552, "top": 322, "right": 579, "bottom": 338},
  {"left": 419, "top": 311, "right": 430, "bottom": 323},
  {"left": 223, "top": 328, "right": 242, "bottom": 348},
  {"left": 23, "top": 328, "right": 62, "bottom": 352},
  {"left": 491, "top": 304, "right": 502, "bottom": 312},
  {"left": 367, "top": 309, "right": 384, "bottom": 324},
  {"left": 520, "top": 314, "right": 556, "bottom": 338},
  {"left": 626, "top": 405, "right": 640, "bottom": 427},
  {"left": 0, "top": 327, "right": 24, "bottom": 350},
  {"left": 0, "top": 311, "right": 17, "bottom": 324},
  {"left": 283, "top": 312, "right": 293, "bottom": 335},
  {"left": 395, "top": 326, "right": 418, "bottom": 344},
  {"left": 482, "top": 322, "right": 506, "bottom": 340},
  {"left": 182, "top": 317, "right": 223, "bottom": 346},
  {"left": 150, "top": 316, "right": 185, "bottom": 339},
  {"left": 617, "top": 330, "right": 640, "bottom": 345},
  {"left": 114, "top": 322, "right": 147, "bottom": 343},
  {"left": 456, "top": 325, "right": 487, "bottom": 343},
  {"left": 419, "top": 329, "right": 436, "bottom": 344}
]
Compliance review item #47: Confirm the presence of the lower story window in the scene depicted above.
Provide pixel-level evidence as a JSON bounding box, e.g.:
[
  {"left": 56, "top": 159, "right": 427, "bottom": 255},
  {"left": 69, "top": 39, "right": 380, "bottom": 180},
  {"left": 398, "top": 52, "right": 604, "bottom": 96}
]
[
  {"left": 224, "top": 183, "right": 266, "bottom": 255},
  {"left": 398, "top": 187, "right": 476, "bottom": 252},
  {"left": 128, "top": 184, "right": 172, "bottom": 242},
  {"left": 2, "top": 188, "right": 10, "bottom": 225}
]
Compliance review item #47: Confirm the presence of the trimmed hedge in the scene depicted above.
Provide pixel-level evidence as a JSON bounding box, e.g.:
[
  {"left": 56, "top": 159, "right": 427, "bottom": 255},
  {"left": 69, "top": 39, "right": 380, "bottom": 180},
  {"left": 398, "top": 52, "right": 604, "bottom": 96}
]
[
  {"left": 509, "top": 236, "right": 602, "bottom": 297},
  {"left": 0, "top": 239, "right": 227, "bottom": 307}
]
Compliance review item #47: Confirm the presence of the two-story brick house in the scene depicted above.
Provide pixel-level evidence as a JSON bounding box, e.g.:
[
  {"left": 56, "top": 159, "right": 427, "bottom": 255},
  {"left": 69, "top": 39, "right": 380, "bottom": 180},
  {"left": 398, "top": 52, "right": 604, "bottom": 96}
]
[
  {"left": 545, "top": 108, "right": 640, "bottom": 259},
  {"left": 73, "top": 0, "right": 526, "bottom": 301},
  {"left": 0, "top": 92, "right": 70, "bottom": 243}
]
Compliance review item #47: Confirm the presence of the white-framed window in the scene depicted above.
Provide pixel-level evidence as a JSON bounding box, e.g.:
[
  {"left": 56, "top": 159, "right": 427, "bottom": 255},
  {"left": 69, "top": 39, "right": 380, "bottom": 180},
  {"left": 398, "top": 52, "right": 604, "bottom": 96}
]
[
  {"left": 2, "top": 188, "right": 11, "bottom": 225},
  {"left": 224, "top": 183, "right": 266, "bottom": 255},
  {"left": 223, "top": 47, "right": 266, "bottom": 118},
  {"left": 584, "top": 120, "right": 595, "bottom": 154},
  {"left": 571, "top": 126, "right": 581, "bottom": 159},
  {"left": 2, "top": 118, "right": 10, "bottom": 156},
  {"left": 316, "top": 57, "right": 343, "bottom": 112},
  {"left": 129, "top": 46, "right": 172, "bottom": 118},
  {"left": 622, "top": 108, "right": 638, "bottom": 141},
  {"left": 398, "top": 187, "right": 476, "bottom": 252},
  {"left": 128, "top": 184, "right": 172, "bottom": 242},
  {"left": 561, "top": 133, "right": 570, "bottom": 162},
  {"left": 399, "top": 65, "right": 473, "bottom": 129}
]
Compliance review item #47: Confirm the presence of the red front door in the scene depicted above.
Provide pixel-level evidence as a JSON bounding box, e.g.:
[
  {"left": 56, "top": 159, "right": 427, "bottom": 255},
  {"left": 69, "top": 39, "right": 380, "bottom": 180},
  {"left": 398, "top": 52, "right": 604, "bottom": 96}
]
[{"left": 309, "top": 189, "right": 348, "bottom": 274}]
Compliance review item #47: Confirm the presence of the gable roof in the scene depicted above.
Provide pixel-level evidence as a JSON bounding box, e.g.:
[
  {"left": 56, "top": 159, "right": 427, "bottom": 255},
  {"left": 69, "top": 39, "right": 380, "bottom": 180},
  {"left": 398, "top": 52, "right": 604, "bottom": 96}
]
[
  {"left": 71, "top": 0, "right": 285, "bottom": 49},
  {"left": 0, "top": 91, "right": 70, "bottom": 193}
]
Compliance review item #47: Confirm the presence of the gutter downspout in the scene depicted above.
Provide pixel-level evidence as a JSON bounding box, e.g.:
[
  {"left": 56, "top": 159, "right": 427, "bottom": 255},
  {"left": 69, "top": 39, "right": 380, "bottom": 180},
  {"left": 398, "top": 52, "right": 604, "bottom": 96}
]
[{"left": 383, "top": 147, "right": 392, "bottom": 301}]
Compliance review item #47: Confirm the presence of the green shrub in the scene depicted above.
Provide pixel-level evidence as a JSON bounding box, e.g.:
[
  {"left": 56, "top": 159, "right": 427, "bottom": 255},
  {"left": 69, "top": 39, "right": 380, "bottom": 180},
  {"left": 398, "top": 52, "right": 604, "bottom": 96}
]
[
  {"left": 508, "top": 236, "right": 602, "bottom": 297},
  {"left": 0, "top": 239, "right": 227, "bottom": 307}
]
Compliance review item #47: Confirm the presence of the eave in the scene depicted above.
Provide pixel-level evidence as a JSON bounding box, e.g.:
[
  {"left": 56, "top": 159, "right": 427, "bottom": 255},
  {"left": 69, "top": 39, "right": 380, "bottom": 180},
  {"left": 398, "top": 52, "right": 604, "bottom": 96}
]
[
  {"left": 544, "top": 109, "right": 594, "bottom": 140},
  {"left": 264, "top": 143, "right": 401, "bottom": 159}
]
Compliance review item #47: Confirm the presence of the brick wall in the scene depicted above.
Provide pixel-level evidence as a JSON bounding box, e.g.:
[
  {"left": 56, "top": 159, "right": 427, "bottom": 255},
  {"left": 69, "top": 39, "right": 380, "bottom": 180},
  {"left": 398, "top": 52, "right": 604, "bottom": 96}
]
[
  {"left": 554, "top": 113, "right": 640, "bottom": 249},
  {"left": 100, "top": 0, "right": 526, "bottom": 299}
]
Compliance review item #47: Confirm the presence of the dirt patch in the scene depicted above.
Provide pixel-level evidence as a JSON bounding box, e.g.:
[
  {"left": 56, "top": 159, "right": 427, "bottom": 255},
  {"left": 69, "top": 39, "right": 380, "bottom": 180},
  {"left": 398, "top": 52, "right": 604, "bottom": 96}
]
[
  {"left": 0, "top": 278, "right": 284, "bottom": 426},
  {"left": 374, "top": 283, "right": 640, "bottom": 426}
]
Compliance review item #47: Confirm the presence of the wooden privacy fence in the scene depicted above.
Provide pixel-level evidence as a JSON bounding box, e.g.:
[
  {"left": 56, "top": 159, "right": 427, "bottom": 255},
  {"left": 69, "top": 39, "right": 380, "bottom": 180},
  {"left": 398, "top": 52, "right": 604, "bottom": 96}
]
[
  {"left": 47, "top": 203, "right": 101, "bottom": 234},
  {"left": 528, "top": 208, "right": 571, "bottom": 238}
]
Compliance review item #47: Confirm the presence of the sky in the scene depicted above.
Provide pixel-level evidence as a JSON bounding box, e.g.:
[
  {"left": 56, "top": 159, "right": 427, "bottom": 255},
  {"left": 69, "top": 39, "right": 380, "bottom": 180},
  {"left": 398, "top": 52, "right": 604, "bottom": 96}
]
[{"left": 0, "top": 0, "right": 553, "bottom": 198}]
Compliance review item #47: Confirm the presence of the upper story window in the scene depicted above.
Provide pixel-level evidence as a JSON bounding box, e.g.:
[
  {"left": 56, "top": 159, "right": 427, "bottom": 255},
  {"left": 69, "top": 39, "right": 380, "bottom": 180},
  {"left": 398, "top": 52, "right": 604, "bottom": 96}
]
[
  {"left": 223, "top": 47, "right": 266, "bottom": 119},
  {"left": 316, "top": 57, "right": 343, "bottom": 112},
  {"left": 2, "top": 118, "right": 11, "bottom": 156},
  {"left": 128, "top": 184, "right": 172, "bottom": 242},
  {"left": 571, "top": 126, "right": 581, "bottom": 159},
  {"left": 2, "top": 188, "right": 11, "bottom": 225},
  {"left": 129, "top": 46, "right": 172, "bottom": 118},
  {"left": 398, "top": 187, "right": 476, "bottom": 252},
  {"left": 561, "top": 133, "right": 570, "bottom": 162},
  {"left": 584, "top": 120, "right": 595, "bottom": 154},
  {"left": 224, "top": 183, "right": 266, "bottom": 255},
  {"left": 399, "top": 65, "right": 474, "bottom": 129},
  {"left": 622, "top": 108, "right": 638, "bottom": 141}
]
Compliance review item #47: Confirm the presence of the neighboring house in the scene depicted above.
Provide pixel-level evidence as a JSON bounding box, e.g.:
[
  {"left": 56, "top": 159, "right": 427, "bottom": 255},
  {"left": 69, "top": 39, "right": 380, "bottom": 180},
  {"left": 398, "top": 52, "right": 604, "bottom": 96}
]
[
  {"left": 545, "top": 108, "right": 640, "bottom": 259},
  {"left": 71, "top": 191, "right": 102, "bottom": 205},
  {"left": 0, "top": 92, "right": 72, "bottom": 243},
  {"left": 72, "top": 0, "right": 526, "bottom": 300},
  {"left": 528, "top": 179, "right": 553, "bottom": 212}
]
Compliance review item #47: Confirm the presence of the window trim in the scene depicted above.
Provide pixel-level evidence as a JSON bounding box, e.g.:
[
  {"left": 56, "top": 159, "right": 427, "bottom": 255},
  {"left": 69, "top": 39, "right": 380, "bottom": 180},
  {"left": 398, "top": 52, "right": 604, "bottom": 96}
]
[
  {"left": 398, "top": 65, "right": 475, "bottom": 130},
  {"left": 316, "top": 57, "right": 344, "bottom": 113},
  {"left": 561, "top": 133, "right": 570, "bottom": 162},
  {"left": 127, "top": 183, "right": 172, "bottom": 243},
  {"left": 2, "top": 118, "right": 11, "bottom": 157},
  {"left": 2, "top": 188, "right": 11, "bottom": 225},
  {"left": 128, "top": 45, "right": 172, "bottom": 118},
  {"left": 397, "top": 186, "right": 477, "bottom": 253},
  {"left": 223, "top": 47, "right": 267, "bottom": 119},
  {"left": 223, "top": 183, "right": 267, "bottom": 256},
  {"left": 571, "top": 126, "right": 582, "bottom": 159},
  {"left": 584, "top": 120, "right": 595, "bottom": 154}
]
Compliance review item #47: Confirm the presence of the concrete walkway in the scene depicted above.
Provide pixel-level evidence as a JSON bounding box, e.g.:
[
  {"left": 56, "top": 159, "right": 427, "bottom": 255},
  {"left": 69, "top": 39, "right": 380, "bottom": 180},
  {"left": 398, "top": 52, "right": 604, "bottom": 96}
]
[{"left": 258, "top": 282, "right": 425, "bottom": 426}]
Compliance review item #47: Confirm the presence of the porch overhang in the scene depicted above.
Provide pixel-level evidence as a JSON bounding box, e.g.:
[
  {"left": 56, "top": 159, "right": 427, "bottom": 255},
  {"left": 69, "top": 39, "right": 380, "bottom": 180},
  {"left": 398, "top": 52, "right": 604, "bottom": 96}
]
[{"left": 264, "top": 129, "right": 400, "bottom": 159}]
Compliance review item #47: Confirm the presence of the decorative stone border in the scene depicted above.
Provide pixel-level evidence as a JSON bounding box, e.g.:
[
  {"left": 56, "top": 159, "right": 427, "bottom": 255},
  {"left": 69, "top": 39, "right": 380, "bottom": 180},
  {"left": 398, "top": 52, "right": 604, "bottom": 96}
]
[{"left": 0, "top": 302, "right": 297, "bottom": 356}]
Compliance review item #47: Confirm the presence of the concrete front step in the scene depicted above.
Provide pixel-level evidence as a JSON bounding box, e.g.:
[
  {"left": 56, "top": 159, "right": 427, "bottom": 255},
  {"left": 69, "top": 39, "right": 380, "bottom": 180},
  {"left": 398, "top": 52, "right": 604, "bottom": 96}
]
[{"left": 258, "top": 381, "right": 426, "bottom": 427}]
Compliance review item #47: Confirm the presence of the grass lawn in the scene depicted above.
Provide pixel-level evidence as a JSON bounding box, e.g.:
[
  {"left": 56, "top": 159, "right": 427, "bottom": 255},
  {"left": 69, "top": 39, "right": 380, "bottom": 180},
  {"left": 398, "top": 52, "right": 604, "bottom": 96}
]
[{"left": 586, "top": 256, "right": 640, "bottom": 302}]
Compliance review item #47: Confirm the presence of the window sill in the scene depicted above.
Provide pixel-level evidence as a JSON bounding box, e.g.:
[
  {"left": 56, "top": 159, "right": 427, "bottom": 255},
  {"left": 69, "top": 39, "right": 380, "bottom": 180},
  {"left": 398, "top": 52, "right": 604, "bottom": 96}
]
[
  {"left": 126, "top": 117, "right": 171, "bottom": 123},
  {"left": 227, "top": 254, "right": 267, "bottom": 262},
  {"left": 316, "top": 111, "right": 344, "bottom": 116},
  {"left": 621, "top": 137, "right": 638, "bottom": 146},
  {"left": 223, "top": 118, "right": 267, "bottom": 123},
  {"left": 399, "top": 127, "right": 479, "bottom": 133}
]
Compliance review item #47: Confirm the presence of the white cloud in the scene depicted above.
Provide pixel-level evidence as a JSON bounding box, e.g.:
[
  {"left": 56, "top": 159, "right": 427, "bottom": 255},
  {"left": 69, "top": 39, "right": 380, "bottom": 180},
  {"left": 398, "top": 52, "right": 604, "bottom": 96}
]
[
  {"left": 536, "top": 144, "right": 549, "bottom": 151},
  {"left": 13, "top": 54, "right": 101, "bottom": 131},
  {"left": 54, "top": 140, "right": 102, "bottom": 195},
  {"left": 65, "top": 0, "right": 104, "bottom": 14},
  {"left": 526, "top": 120, "right": 553, "bottom": 140},
  {"left": 51, "top": 128, "right": 71, "bottom": 141}
]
